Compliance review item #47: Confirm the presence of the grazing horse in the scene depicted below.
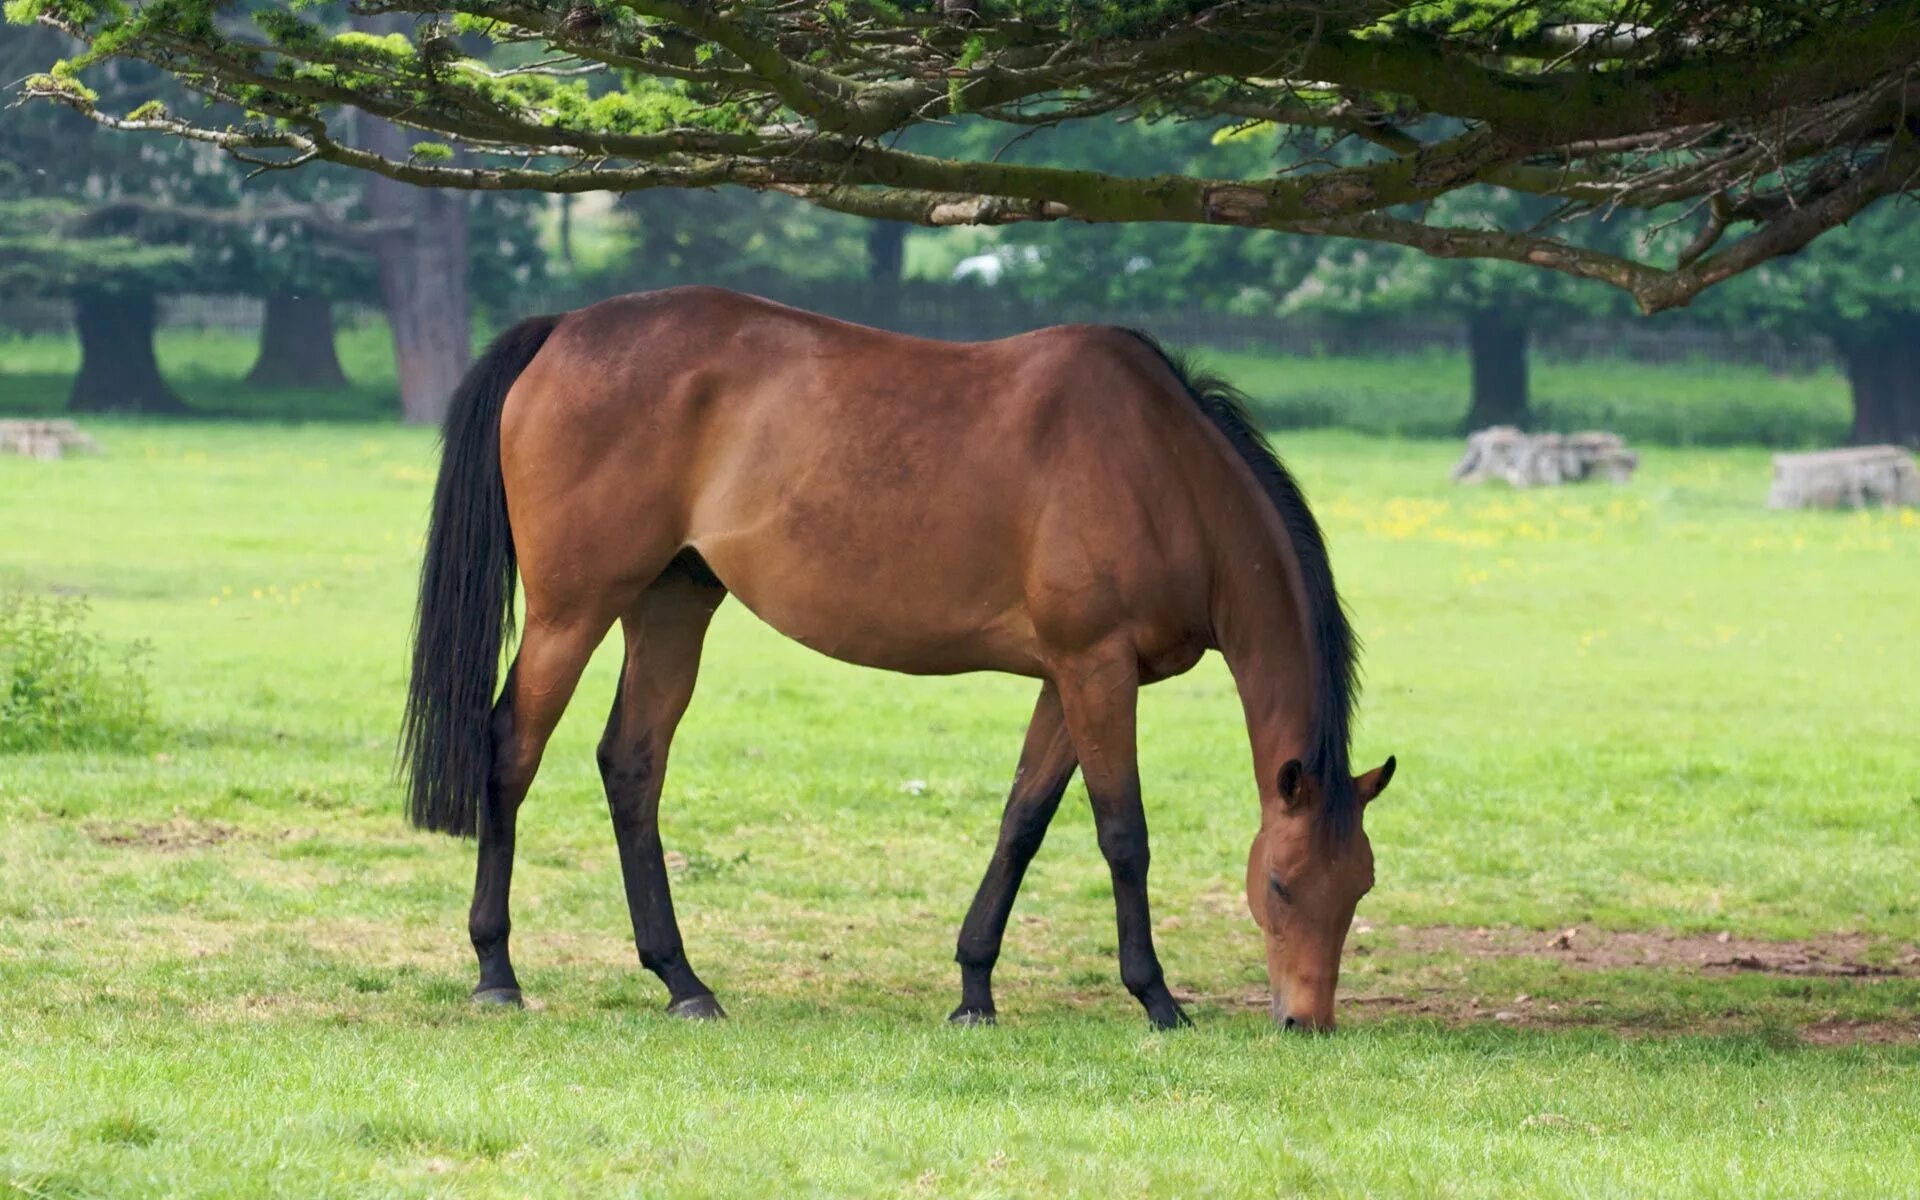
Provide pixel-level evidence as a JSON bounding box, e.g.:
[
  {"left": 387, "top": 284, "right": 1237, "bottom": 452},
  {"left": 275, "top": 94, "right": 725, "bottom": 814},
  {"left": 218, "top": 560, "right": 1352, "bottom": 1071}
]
[{"left": 403, "top": 287, "right": 1394, "bottom": 1031}]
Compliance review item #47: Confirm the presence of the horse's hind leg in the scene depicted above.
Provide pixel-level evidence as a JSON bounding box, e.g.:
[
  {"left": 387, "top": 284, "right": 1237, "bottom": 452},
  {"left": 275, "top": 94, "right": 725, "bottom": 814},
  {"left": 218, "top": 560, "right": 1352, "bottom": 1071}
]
[
  {"left": 598, "top": 564, "right": 728, "bottom": 1018},
  {"left": 470, "top": 614, "right": 610, "bottom": 1005},
  {"left": 950, "top": 682, "right": 1078, "bottom": 1025}
]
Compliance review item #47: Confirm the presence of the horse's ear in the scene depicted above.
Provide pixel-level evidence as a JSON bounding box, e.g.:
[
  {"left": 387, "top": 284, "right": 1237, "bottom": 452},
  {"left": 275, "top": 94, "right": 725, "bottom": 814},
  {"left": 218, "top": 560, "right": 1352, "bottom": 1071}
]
[
  {"left": 1277, "top": 759, "right": 1304, "bottom": 804},
  {"left": 1357, "top": 755, "right": 1397, "bottom": 805}
]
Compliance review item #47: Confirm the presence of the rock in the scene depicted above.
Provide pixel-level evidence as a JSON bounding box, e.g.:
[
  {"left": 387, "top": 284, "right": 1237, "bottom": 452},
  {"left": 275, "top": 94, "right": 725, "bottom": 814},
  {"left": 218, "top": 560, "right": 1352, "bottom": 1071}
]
[
  {"left": 0, "top": 419, "right": 100, "bottom": 460},
  {"left": 1766, "top": 445, "right": 1920, "bottom": 510},
  {"left": 1452, "top": 426, "right": 1638, "bottom": 487}
]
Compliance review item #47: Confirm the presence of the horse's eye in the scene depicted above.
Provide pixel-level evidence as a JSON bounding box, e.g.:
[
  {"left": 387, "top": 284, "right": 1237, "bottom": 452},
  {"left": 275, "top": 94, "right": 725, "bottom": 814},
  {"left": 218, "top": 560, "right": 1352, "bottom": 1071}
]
[{"left": 1267, "top": 873, "right": 1292, "bottom": 904}]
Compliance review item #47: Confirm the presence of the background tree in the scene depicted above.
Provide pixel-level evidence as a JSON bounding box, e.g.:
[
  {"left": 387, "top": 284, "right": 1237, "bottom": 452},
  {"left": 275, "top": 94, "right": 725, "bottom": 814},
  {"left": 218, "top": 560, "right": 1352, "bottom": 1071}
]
[
  {"left": 2, "top": 18, "right": 550, "bottom": 420},
  {"left": 928, "top": 116, "right": 1322, "bottom": 312},
  {"left": 215, "top": 164, "right": 381, "bottom": 391},
  {"left": 0, "top": 197, "right": 194, "bottom": 412},
  {"left": 1705, "top": 199, "right": 1920, "bottom": 447},
  {"left": 1291, "top": 190, "right": 1661, "bottom": 430},
  {"left": 612, "top": 187, "right": 866, "bottom": 290},
  {"left": 0, "top": 23, "right": 226, "bottom": 412},
  {"left": 942, "top": 116, "right": 1654, "bottom": 432}
]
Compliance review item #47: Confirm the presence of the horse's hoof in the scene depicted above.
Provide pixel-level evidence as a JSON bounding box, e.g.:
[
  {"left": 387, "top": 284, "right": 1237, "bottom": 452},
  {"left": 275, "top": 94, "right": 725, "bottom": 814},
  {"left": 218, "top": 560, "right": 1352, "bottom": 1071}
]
[
  {"left": 948, "top": 1006, "right": 997, "bottom": 1027},
  {"left": 1147, "top": 1002, "right": 1192, "bottom": 1031},
  {"left": 667, "top": 993, "right": 726, "bottom": 1021},
  {"left": 471, "top": 986, "right": 524, "bottom": 1008}
]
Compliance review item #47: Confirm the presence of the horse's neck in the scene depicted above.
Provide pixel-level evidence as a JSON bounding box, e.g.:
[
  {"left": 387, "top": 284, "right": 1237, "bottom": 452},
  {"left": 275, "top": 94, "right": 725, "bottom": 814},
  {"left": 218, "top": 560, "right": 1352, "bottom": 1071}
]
[{"left": 1208, "top": 501, "right": 1316, "bottom": 802}]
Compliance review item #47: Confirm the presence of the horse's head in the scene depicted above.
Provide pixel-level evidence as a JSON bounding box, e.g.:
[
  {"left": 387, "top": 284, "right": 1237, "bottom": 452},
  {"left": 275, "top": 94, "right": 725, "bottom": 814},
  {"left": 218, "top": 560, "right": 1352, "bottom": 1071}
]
[{"left": 1246, "top": 755, "right": 1395, "bottom": 1032}]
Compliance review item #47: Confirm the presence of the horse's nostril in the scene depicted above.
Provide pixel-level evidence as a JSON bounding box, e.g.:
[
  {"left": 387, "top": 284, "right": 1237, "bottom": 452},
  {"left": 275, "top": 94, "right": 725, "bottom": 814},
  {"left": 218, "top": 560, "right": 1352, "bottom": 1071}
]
[{"left": 1281, "top": 1015, "right": 1302, "bottom": 1032}]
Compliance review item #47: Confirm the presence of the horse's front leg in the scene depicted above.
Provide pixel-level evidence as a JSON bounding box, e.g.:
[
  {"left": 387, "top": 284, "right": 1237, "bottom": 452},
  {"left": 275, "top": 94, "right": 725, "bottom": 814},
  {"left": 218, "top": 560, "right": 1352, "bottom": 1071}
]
[
  {"left": 950, "top": 681, "right": 1078, "bottom": 1024},
  {"left": 1053, "top": 650, "right": 1189, "bottom": 1030}
]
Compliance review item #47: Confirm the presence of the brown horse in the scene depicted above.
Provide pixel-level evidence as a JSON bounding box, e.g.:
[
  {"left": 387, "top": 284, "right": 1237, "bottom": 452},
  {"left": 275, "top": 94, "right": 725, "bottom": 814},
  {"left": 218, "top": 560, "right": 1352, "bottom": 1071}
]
[{"left": 403, "top": 287, "right": 1394, "bottom": 1031}]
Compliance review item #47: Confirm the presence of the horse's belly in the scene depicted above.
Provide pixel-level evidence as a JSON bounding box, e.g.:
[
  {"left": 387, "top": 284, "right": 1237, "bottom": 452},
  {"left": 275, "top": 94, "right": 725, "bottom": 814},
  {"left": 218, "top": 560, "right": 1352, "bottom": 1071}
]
[{"left": 689, "top": 533, "right": 1042, "bottom": 676}]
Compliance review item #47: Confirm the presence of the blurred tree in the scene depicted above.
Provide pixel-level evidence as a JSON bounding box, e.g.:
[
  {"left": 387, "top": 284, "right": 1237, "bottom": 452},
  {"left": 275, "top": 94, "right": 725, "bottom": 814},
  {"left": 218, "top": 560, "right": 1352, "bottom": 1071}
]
[
  {"left": 962, "top": 118, "right": 1636, "bottom": 431},
  {"left": 350, "top": 10, "right": 472, "bottom": 422},
  {"left": 0, "top": 197, "right": 193, "bottom": 412},
  {"left": 214, "top": 168, "right": 379, "bottom": 390},
  {"left": 1291, "top": 190, "right": 1644, "bottom": 431},
  {"left": 1, "top": 20, "right": 544, "bottom": 420},
  {"left": 866, "top": 221, "right": 908, "bottom": 285},
  {"left": 610, "top": 187, "right": 866, "bottom": 288},
  {"left": 1706, "top": 199, "right": 1920, "bottom": 447},
  {"left": 0, "top": 23, "right": 220, "bottom": 411},
  {"left": 912, "top": 116, "right": 1322, "bottom": 310},
  {"left": 0, "top": 24, "right": 371, "bottom": 409}
]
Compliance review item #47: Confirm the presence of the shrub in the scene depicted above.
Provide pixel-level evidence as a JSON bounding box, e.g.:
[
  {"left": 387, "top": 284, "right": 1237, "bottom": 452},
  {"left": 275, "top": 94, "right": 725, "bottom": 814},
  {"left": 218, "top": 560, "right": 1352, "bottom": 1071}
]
[{"left": 0, "top": 591, "right": 155, "bottom": 752}]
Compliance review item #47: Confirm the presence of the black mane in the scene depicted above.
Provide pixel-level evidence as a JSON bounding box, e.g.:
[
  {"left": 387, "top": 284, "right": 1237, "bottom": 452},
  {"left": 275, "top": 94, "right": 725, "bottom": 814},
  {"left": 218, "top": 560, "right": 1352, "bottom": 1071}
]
[{"left": 1123, "top": 331, "right": 1361, "bottom": 840}]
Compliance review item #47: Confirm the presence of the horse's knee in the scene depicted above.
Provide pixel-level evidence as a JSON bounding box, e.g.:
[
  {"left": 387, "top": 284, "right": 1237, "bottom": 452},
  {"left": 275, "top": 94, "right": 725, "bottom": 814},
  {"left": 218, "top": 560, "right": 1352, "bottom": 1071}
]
[
  {"left": 955, "top": 930, "right": 998, "bottom": 972},
  {"left": 487, "top": 749, "right": 538, "bottom": 816},
  {"left": 470, "top": 911, "right": 511, "bottom": 956},
  {"left": 1095, "top": 822, "right": 1150, "bottom": 885},
  {"left": 999, "top": 808, "right": 1050, "bottom": 860},
  {"left": 1118, "top": 949, "right": 1166, "bottom": 997},
  {"left": 596, "top": 731, "right": 654, "bottom": 791}
]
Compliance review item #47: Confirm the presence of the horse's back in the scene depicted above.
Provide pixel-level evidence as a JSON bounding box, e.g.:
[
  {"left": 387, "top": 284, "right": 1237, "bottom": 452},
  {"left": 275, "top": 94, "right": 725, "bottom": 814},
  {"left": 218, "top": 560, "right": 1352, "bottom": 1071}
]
[{"left": 500, "top": 288, "right": 1219, "bottom": 674}]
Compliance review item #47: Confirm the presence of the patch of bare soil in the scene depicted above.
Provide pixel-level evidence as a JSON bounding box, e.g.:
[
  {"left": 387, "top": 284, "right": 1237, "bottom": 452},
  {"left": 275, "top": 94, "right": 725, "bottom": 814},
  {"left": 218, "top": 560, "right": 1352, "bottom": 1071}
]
[
  {"left": 1370, "top": 923, "right": 1920, "bottom": 979},
  {"left": 1797, "top": 1019, "right": 1920, "bottom": 1047},
  {"left": 85, "top": 819, "right": 241, "bottom": 852},
  {"left": 1189, "top": 986, "right": 1920, "bottom": 1046},
  {"left": 1178, "top": 924, "right": 1920, "bottom": 1047}
]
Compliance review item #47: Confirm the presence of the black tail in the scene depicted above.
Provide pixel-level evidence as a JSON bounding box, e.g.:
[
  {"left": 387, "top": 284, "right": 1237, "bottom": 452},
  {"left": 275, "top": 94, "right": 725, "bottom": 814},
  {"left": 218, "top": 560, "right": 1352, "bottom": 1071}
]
[{"left": 401, "top": 314, "right": 561, "bottom": 836}]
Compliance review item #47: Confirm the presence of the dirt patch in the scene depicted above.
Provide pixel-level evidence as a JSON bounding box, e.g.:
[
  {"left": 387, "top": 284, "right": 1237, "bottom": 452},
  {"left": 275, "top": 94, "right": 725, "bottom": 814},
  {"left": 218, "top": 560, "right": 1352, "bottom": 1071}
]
[
  {"left": 1189, "top": 986, "right": 1920, "bottom": 1046},
  {"left": 85, "top": 819, "right": 242, "bottom": 852},
  {"left": 1176, "top": 923, "right": 1920, "bottom": 1046},
  {"left": 1365, "top": 923, "right": 1920, "bottom": 979},
  {"left": 1798, "top": 1018, "right": 1920, "bottom": 1047}
]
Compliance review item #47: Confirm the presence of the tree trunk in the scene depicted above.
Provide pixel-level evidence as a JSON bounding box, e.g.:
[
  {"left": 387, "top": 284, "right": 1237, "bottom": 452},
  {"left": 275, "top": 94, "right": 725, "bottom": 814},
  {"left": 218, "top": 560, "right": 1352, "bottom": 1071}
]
[
  {"left": 867, "top": 220, "right": 907, "bottom": 284},
  {"left": 1462, "top": 311, "right": 1531, "bottom": 433},
  {"left": 1837, "top": 319, "right": 1920, "bottom": 449},
  {"left": 360, "top": 144, "right": 472, "bottom": 424},
  {"left": 246, "top": 294, "right": 348, "bottom": 389},
  {"left": 350, "top": 16, "right": 472, "bottom": 426},
  {"left": 67, "top": 287, "right": 186, "bottom": 414}
]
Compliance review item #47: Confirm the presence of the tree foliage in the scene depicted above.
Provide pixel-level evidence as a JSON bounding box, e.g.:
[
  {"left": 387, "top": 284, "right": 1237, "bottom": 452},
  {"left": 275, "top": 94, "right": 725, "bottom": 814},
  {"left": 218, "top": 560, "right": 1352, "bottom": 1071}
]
[{"left": 8, "top": 1, "right": 1918, "bottom": 313}]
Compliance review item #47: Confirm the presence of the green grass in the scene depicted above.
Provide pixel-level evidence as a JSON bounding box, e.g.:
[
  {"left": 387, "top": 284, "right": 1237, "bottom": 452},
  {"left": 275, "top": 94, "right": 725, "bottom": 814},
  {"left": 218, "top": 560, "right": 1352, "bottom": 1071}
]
[{"left": 1, "top": 416, "right": 1915, "bottom": 1197}]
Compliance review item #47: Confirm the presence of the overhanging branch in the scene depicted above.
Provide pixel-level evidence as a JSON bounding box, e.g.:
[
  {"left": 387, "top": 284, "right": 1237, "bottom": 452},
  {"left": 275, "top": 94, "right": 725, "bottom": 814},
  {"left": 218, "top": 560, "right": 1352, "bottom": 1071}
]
[{"left": 9, "top": 0, "right": 1918, "bottom": 312}]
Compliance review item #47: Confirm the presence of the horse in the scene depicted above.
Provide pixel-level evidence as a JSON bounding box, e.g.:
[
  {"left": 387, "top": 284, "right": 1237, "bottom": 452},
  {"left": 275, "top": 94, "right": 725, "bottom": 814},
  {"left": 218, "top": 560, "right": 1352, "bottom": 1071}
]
[{"left": 402, "top": 286, "right": 1395, "bottom": 1032}]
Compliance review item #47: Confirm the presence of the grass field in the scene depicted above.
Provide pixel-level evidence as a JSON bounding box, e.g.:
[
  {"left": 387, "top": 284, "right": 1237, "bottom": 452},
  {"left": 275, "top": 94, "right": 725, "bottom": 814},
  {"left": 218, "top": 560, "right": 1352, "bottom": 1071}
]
[{"left": 2, "top": 361, "right": 1918, "bottom": 1194}]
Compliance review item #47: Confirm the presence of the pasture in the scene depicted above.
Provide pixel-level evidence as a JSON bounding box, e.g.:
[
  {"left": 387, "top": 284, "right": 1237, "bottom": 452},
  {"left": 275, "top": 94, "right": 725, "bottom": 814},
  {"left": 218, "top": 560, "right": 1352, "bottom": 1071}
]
[{"left": 2, "top": 371, "right": 1918, "bottom": 1195}]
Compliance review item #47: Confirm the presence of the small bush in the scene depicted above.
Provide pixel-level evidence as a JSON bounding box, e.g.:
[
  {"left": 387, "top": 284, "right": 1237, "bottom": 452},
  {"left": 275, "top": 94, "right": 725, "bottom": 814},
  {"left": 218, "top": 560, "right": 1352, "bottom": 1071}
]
[{"left": 0, "top": 591, "right": 155, "bottom": 753}]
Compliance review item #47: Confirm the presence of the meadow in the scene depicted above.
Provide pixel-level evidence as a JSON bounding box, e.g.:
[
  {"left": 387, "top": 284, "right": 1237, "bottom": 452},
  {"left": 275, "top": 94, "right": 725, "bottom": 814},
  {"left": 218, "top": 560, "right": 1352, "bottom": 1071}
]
[{"left": 1, "top": 336, "right": 1918, "bottom": 1197}]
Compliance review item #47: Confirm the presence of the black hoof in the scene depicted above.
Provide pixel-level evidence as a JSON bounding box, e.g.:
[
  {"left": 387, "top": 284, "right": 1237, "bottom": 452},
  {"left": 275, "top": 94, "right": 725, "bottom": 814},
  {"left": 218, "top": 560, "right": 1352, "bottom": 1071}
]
[
  {"left": 471, "top": 985, "right": 524, "bottom": 1008},
  {"left": 667, "top": 993, "right": 726, "bottom": 1021},
  {"left": 948, "top": 1005, "right": 997, "bottom": 1027},
  {"left": 1146, "top": 999, "right": 1192, "bottom": 1031}
]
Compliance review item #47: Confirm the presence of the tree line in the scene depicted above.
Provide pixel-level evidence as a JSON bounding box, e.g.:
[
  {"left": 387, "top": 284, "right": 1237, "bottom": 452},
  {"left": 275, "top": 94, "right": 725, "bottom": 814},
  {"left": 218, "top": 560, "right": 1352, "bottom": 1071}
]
[{"left": 2, "top": 12, "right": 1916, "bottom": 448}]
